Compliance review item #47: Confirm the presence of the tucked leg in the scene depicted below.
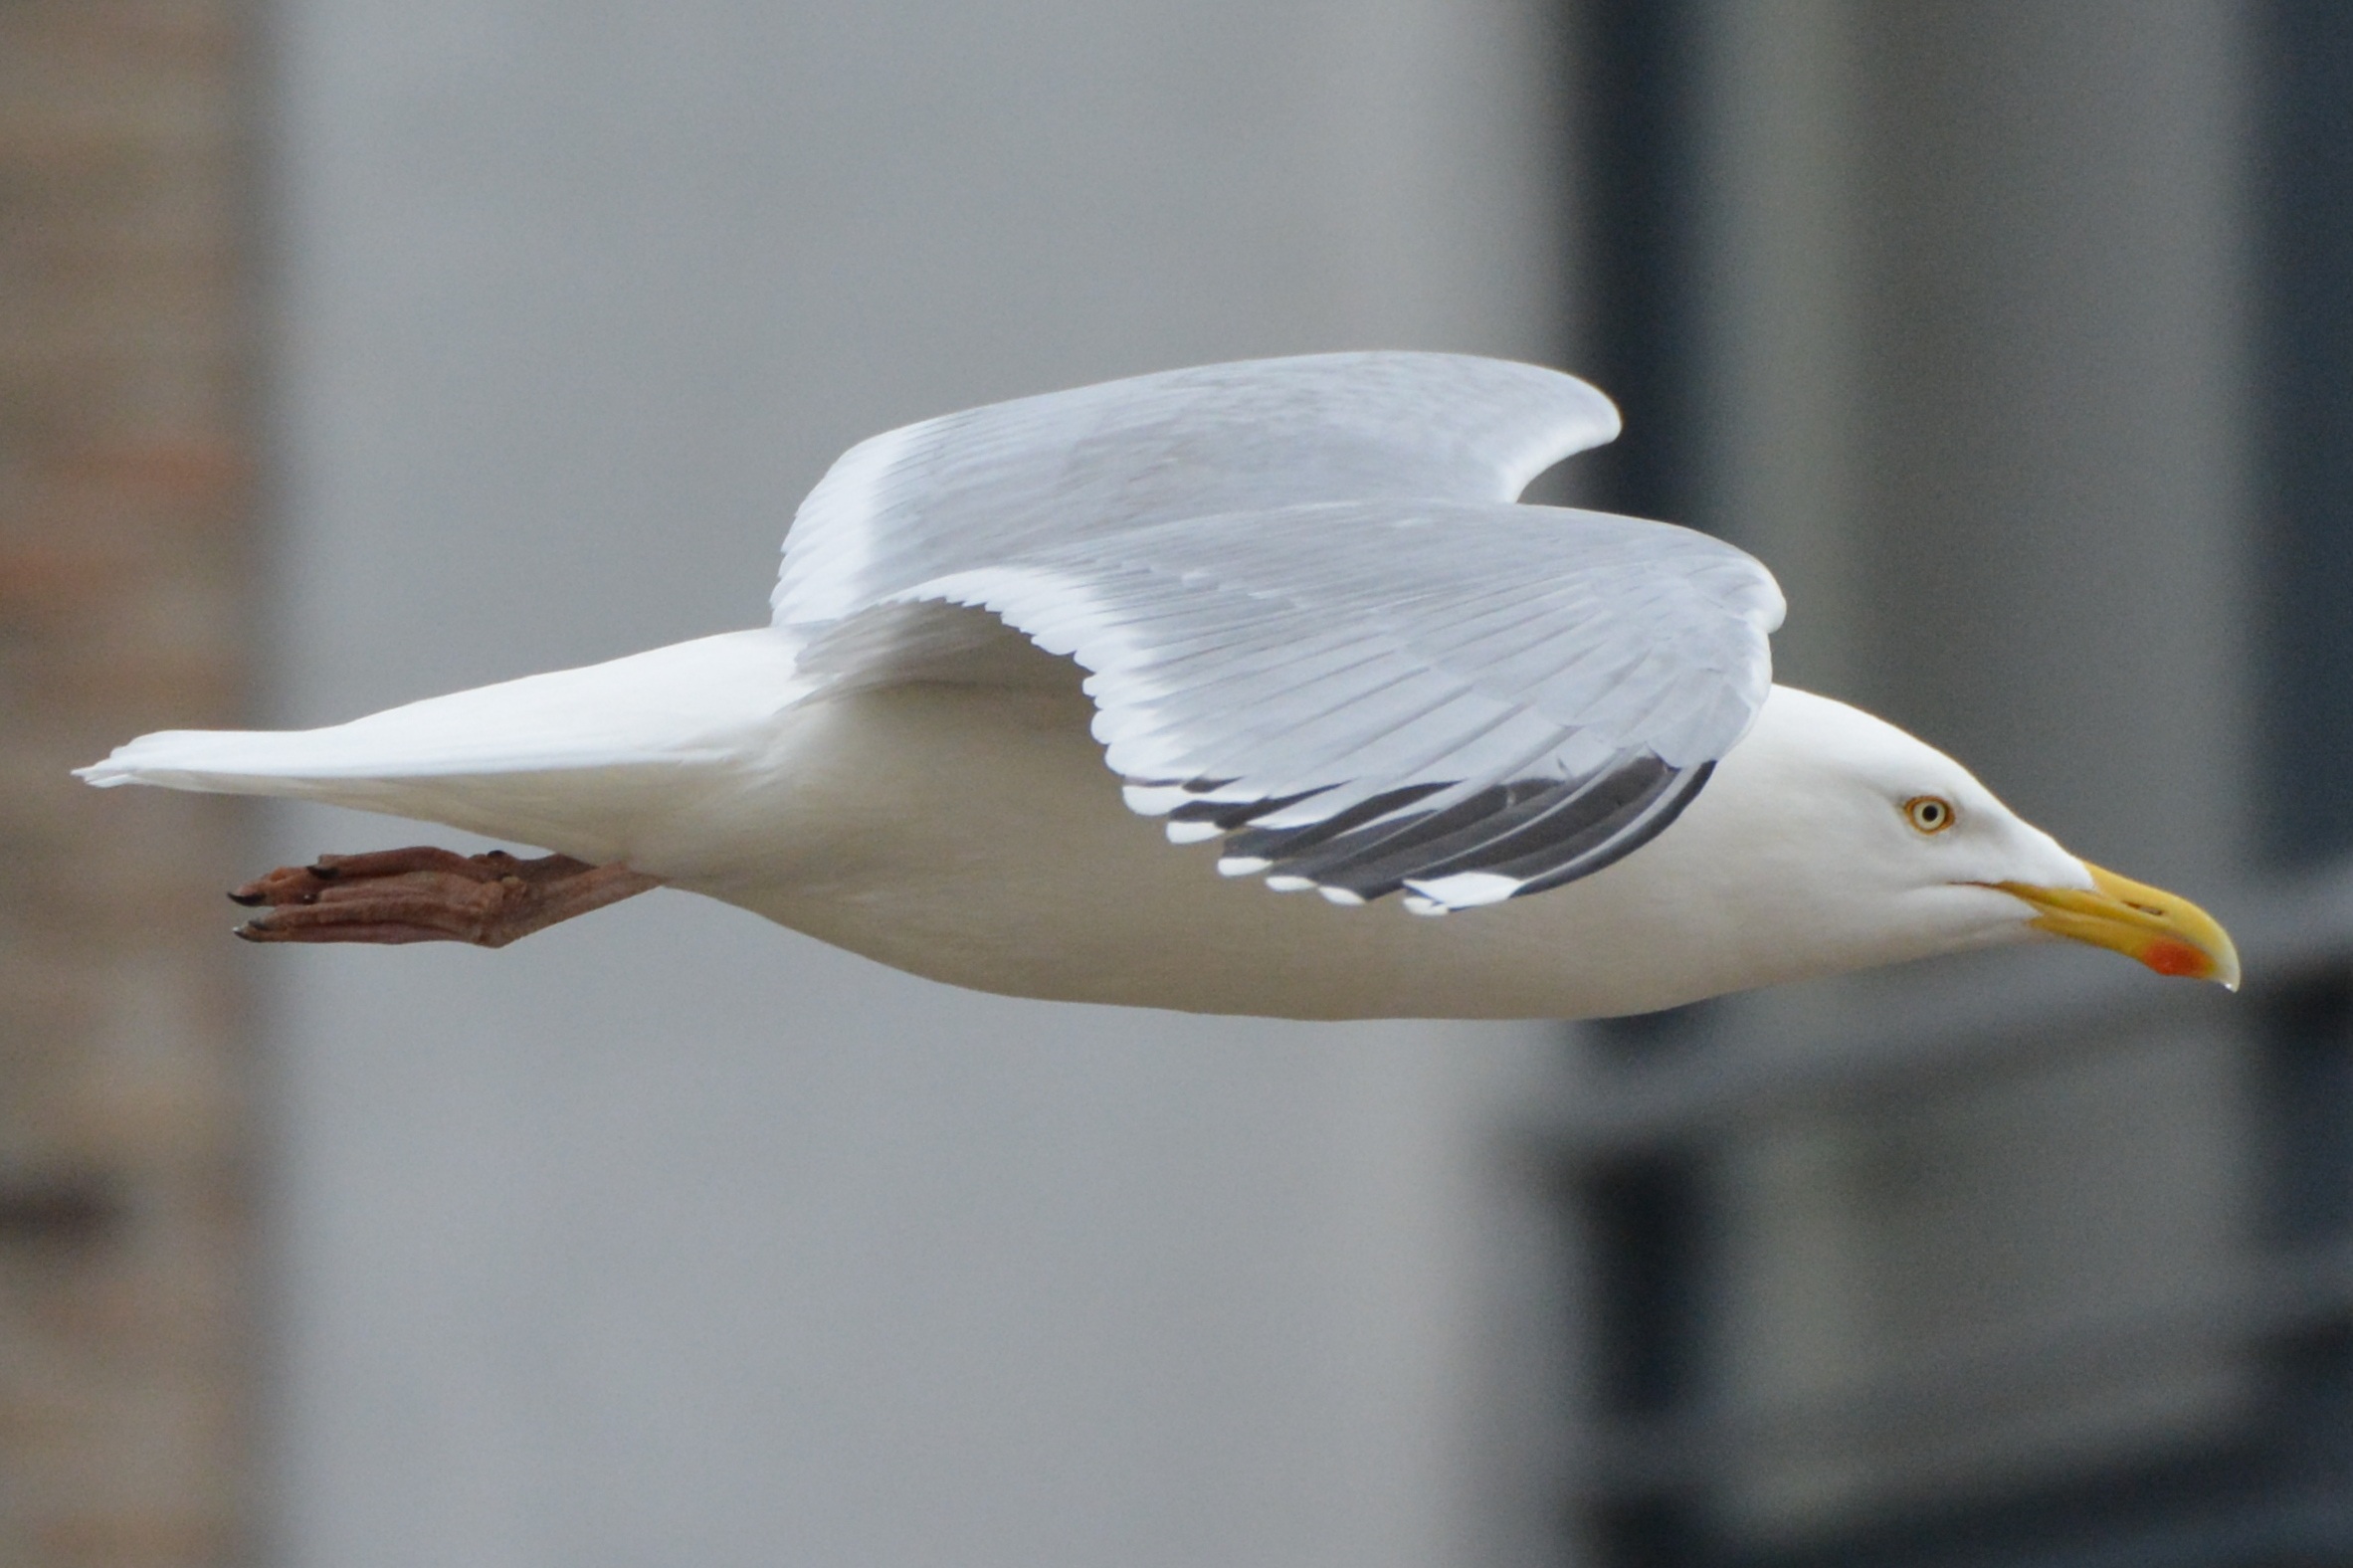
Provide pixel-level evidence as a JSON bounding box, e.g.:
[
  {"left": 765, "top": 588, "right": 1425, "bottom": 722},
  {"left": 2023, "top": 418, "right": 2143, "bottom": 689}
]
[{"left": 230, "top": 847, "right": 661, "bottom": 948}]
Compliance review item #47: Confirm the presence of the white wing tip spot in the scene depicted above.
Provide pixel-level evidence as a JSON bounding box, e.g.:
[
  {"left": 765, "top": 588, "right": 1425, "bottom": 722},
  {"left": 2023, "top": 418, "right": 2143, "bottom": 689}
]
[
  {"left": 1401, "top": 895, "right": 1450, "bottom": 917},
  {"left": 1403, "top": 872, "right": 1521, "bottom": 909},
  {"left": 1165, "top": 821, "right": 1223, "bottom": 845},
  {"left": 1219, "top": 856, "right": 1272, "bottom": 878},
  {"left": 1317, "top": 886, "right": 1366, "bottom": 906},
  {"left": 1263, "top": 875, "right": 1314, "bottom": 892}
]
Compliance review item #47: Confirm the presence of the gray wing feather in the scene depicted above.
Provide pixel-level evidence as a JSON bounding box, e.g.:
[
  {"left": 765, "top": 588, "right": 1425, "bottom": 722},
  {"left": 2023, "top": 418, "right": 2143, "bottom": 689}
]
[
  {"left": 775, "top": 353, "right": 1781, "bottom": 912},
  {"left": 884, "top": 500, "right": 1782, "bottom": 911},
  {"left": 772, "top": 352, "right": 1620, "bottom": 626}
]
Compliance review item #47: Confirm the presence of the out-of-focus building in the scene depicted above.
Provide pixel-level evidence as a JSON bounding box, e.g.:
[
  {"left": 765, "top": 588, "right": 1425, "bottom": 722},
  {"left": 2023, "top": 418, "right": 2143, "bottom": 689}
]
[
  {"left": 1553, "top": 4, "right": 2353, "bottom": 1566},
  {"left": 3, "top": 3, "right": 2347, "bottom": 1567}
]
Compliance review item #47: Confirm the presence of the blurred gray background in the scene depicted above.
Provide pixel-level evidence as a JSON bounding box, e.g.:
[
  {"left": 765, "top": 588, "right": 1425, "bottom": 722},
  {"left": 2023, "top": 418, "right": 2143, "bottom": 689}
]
[{"left": 5, "top": 2, "right": 2350, "bottom": 1567}]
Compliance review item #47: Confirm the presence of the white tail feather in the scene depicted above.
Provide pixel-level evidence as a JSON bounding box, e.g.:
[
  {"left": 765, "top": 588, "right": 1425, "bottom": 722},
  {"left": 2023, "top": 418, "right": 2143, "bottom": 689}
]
[{"left": 77, "top": 630, "right": 811, "bottom": 861}]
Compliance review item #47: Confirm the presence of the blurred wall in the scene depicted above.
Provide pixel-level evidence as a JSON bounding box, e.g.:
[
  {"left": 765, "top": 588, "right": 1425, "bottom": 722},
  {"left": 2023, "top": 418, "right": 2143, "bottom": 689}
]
[
  {"left": 0, "top": 7, "right": 257, "bottom": 1564},
  {"left": 259, "top": 3, "right": 1572, "bottom": 1567}
]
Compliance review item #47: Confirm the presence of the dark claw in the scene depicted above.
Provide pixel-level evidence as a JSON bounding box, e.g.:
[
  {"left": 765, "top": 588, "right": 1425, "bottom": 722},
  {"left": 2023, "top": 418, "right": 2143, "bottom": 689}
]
[
  {"left": 227, "top": 888, "right": 267, "bottom": 907},
  {"left": 306, "top": 862, "right": 341, "bottom": 879}
]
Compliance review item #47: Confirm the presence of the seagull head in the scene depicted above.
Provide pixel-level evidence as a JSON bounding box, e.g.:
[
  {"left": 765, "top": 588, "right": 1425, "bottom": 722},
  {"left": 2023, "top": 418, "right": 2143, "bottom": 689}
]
[{"left": 1686, "top": 686, "right": 2240, "bottom": 992}]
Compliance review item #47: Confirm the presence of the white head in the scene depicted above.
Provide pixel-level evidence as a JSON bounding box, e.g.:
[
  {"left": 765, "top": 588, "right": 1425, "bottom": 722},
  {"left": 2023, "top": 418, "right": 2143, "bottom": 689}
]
[{"left": 1657, "top": 686, "right": 2239, "bottom": 996}]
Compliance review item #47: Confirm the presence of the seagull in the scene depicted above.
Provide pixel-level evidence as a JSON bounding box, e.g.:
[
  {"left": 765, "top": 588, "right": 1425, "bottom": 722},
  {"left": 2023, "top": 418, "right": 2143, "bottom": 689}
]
[{"left": 79, "top": 353, "right": 2238, "bottom": 1020}]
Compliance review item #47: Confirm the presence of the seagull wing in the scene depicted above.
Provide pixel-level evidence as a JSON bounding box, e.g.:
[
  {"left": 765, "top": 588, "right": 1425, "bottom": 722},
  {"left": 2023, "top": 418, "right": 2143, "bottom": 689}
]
[
  {"left": 777, "top": 353, "right": 1782, "bottom": 913},
  {"left": 770, "top": 351, "right": 1621, "bottom": 625}
]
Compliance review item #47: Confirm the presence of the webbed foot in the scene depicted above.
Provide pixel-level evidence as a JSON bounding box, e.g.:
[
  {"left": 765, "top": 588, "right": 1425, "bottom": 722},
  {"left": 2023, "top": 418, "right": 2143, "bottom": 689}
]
[{"left": 230, "top": 847, "right": 660, "bottom": 948}]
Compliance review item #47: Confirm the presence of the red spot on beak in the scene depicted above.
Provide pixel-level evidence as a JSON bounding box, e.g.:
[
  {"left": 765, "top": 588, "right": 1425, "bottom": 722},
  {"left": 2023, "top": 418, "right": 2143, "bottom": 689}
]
[{"left": 2142, "top": 938, "right": 2210, "bottom": 979}]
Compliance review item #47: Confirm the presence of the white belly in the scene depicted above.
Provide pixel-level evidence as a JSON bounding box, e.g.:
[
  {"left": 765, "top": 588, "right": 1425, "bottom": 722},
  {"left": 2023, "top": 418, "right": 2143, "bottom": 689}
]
[{"left": 638, "top": 678, "right": 1845, "bottom": 1021}]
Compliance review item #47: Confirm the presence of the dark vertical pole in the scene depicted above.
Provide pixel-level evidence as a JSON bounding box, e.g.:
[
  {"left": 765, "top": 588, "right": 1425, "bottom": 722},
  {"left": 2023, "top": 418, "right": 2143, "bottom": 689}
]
[
  {"left": 2255, "top": 0, "right": 2353, "bottom": 866},
  {"left": 1568, "top": 8, "right": 1715, "bottom": 1562},
  {"left": 1574, "top": 1151, "right": 1712, "bottom": 1568},
  {"left": 1572, "top": 0, "right": 1706, "bottom": 534},
  {"left": 2255, "top": 0, "right": 2353, "bottom": 1502},
  {"left": 1582, "top": 1155, "right": 1709, "bottom": 1419},
  {"left": 2257, "top": 977, "right": 2353, "bottom": 1485}
]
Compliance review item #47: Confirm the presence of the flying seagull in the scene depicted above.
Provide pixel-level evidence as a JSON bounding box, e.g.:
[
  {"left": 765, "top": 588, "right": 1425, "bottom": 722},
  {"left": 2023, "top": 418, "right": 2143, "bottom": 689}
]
[{"left": 79, "top": 352, "right": 2238, "bottom": 1020}]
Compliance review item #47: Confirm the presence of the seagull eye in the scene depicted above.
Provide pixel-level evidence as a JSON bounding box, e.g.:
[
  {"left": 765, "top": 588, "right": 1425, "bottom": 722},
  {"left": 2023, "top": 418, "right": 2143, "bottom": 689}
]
[{"left": 1903, "top": 795, "right": 1956, "bottom": 835}]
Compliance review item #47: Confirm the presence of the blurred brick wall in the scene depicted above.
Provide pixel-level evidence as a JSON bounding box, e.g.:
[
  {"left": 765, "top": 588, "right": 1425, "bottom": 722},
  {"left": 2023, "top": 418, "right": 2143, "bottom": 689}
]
[{"left": 0, "top": 4, "right": 256, "bottom": 1565}]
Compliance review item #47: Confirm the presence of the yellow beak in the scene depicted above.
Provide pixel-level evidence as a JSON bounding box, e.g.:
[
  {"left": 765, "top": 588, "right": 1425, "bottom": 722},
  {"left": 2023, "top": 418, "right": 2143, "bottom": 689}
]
[{"left": 1993, "top": 863, "right": 2241, "bottom": 991}]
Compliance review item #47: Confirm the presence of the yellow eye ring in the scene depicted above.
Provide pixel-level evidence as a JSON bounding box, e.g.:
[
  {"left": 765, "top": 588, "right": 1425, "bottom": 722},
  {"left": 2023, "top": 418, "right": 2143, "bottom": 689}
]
[{"left": 1903, "top": 795, "right": 1957, "bottom": 835}]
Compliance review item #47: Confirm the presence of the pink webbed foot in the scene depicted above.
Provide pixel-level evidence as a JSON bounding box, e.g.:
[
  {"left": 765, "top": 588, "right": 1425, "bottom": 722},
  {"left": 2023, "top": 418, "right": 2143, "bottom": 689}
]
[{"left": 229, "top": 846, "right": 661, "bottom": 948}]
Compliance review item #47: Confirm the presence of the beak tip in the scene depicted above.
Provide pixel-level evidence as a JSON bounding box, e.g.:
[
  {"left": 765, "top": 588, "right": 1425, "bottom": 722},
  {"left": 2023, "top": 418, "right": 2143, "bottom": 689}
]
[
  {"left": 2004, "top": 863, "right": 2241, "bottom": 995},
  {"left": 2186, "top": 930, "right": 2242, "bottom": 994}
]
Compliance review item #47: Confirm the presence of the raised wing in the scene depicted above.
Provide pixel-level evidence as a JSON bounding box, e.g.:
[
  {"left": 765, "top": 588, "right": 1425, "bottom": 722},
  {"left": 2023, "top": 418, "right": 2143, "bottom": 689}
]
[
  {"left": 771, "top": 352, "right": 1620, "bottom": 627},
  {"left": 776, "top": 353, "right": 1781, "bottom": 913},
  {"left": 878, "top": 500, "right": 1781, "bottom": 913}
]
